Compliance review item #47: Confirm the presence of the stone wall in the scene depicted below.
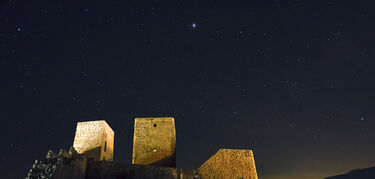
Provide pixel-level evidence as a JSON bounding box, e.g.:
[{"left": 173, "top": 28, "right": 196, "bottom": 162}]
[
  {"left": 86, "top": 161, "right": 199, "bottom": 179},
  {"left": 132, "top": 117, "right": 176, "bottom": 167},
  {"left": 52, "top": 155, "right": 87, "bottom": 179},
  {"left": 27, "top": 151, "right": 199, "bottom": 179},
  {"left": 199, "top": 149, "right": 258, "bottom": 179},
  {"left": 27, "top": 119, "right": 260, "bottom": 179},
  {"left": 73, "top": 120, "right": 114, "bottom": 161},
  {"left": 101, "top": 121, "right": 114, "bottom": 161}
]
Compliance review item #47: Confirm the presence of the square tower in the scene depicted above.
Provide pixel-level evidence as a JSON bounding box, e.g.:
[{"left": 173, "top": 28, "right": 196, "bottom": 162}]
[
  {"left": 132, "top": 117, "right": 176, "bottom": 167},
  {"left": 73, "top": 120, "right": 114, "bottom": 161},
  {"left": 199, "top": 149, "right": 258, "bottom": 179}
]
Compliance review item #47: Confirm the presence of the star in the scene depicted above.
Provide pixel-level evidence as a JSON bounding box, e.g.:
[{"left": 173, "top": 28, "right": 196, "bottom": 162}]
[{"left": 191, "top": 22, "right": 197, "bottom": 29}]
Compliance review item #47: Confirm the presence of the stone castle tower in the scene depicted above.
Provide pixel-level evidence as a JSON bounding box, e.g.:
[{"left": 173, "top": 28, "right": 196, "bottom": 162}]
[
  {"left": 132, "top": 117, "right": 176, "bottom": 167},
  {"left": 27, "top": 118, "right": 259, "bottom": 179},
  {"left": 199, "top": 149, "right": 258, "bottom": 179},
  {"left": 73, "top": 120, "right": 114, "bottom": 161}
]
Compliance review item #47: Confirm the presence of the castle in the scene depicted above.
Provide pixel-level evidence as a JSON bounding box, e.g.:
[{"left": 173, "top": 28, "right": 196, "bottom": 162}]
[{"left": 26, "top": 117, "right": 258, "bottom": 179}]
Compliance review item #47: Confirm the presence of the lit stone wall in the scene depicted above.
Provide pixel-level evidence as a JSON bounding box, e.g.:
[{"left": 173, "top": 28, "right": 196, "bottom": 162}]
[
  {"left": 199, "top": 149, "right": 258, "bottom": 179},
  {"left": 73, "top": 120, "right": 114, "bottom": 161},
  {"left": 132, "top": 117, "right": 176, "bottom": 167},
  {"left": 101, "top": 121, "right": 114, "bottom": 161}
]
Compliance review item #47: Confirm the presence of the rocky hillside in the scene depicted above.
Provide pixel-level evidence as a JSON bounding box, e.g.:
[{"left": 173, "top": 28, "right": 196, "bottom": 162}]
[{"left": 325, "top": 166, "right": 375, "bottom": 179}]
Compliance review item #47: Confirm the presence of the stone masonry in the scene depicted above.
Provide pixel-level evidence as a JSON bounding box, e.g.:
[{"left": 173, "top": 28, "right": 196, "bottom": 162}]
[
  {"left": 199, "top": 149, "right": 258, "bottom": 179},
  {"left": 27, "top": 118, "right": 259, "bottom": 179},
  {"left": 132, "top": 117, "right": 176, "bottom": 167},
  {"left": 73, "top": 120, "right": 114, "bottom": 161}
]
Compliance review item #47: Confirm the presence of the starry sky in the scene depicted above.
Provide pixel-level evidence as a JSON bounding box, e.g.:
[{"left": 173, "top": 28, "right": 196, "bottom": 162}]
[{"left": 1, "top": 0, "right": 375, "bottom": 179}]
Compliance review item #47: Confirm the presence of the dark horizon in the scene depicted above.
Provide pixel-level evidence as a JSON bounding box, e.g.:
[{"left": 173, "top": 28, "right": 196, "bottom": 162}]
[{"left": 2, "top": 0, "right": 375, "bottom": 178}]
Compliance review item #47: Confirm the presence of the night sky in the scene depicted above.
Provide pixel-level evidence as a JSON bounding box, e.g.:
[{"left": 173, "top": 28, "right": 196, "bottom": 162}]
[{"left": 2, "top": 0, "right": 375, "bottom": 179}]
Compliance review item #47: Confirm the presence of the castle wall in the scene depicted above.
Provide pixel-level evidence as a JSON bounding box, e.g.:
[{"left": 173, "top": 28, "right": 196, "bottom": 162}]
[
  {"left": 52, "top": 155, "right": 87, "bottom": 179},
  {"left": 132, "top": 117, "right": 176, "bottom": 167},
  {"left": 198, "top": 149, "right": 258, "bottom": 179},
  {"left": 101, "top": 121, "right": 114, "bottom": 161},
  {"left": 86, "top": 161, "right": 199, "bottom": 179}
]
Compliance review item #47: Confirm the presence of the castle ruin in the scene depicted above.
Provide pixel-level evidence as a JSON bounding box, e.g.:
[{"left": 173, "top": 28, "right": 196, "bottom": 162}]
[{"left": 26, "top": 118, "right": 258, "bottom": 179}]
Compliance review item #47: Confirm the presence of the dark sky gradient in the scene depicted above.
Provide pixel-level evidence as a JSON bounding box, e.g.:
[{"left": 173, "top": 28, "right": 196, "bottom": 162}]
[{"left": 2, "top": 1, "right": 375, "bottom": 178}]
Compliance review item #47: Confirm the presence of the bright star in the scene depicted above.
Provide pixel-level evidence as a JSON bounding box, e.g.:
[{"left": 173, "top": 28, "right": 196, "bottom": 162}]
[{"left": 191, "top": 23, "right": 197, "bottom": 29}]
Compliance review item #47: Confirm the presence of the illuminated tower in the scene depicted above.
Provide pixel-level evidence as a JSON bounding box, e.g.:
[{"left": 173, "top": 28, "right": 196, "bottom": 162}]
[
  {"left": 132, "top": 117, "right": 176, "bottom": 167},
  {"left": 199, "top": 149, "right": 258, "bottom": 179},
  {"left": 73, "top": 120, "right": 114, "bottom": 161}
]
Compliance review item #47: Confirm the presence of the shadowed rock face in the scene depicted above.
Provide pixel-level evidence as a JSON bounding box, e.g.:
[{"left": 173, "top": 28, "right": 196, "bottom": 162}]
[{"left": 325, "top": 167, "right": 375, "bottom": 179}]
